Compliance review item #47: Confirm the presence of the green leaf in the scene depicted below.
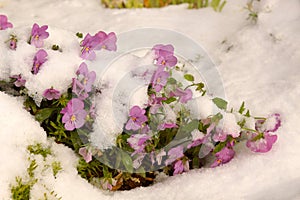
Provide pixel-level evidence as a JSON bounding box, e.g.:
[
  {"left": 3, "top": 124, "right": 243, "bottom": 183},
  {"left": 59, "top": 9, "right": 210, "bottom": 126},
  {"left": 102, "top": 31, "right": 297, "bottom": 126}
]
[
  {"left": 213, "top": 142, "right": 226, "bottom": 153},
  {"left": 219, "top": 0, "right": 226, "bottom": 12},
  {"left": 76, "top": 32, "right": 83, "bottom": 38},
  {"left": 163, "top": 97, "right": 177, "bottom": 104},
  {"left": 212, "top": 97, "right": 228, "bottom": 110},
  {"left": 70, "top": 132, "right": 82, "bottom": 151},
  {"left": 192, "top": 157, "right": 200, "bottom": 169},
  {"left": 121, "top": 151, "right": 133, "bottom": 173},
  {"left": 183, "top": 119, "right": 199, "bottom": 133},
  {"left": 245, "top": 110, "right": 251, "bottom": 117},
  {"left": 238, "top": 101, "right": 245, "bottom": 114},
  {"left": 184, "top": 74, "right": 195, "bottom": 82},
  {"left": 51, "top": 44, "right": 60, "bottom": 51},
  {"left": 135, "top": 166, "right": 146, "bottom": 178},
  {"left": 211, "top": 112, "right": 223, "bottom": 123},
  {"left": 195, "top": 82, "right": 205, "bottom": 91},
  {"left": 167, "top": 77, "right": 177, "bottom": 85},
  {"left": 35, "top": 108, "right": 56, "bottom": 123}
]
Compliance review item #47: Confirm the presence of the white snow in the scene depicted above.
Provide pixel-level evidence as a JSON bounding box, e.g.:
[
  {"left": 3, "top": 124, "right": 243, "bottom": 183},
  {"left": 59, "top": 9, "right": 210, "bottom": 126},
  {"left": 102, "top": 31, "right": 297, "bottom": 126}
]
[{"left": 0, "top": 0, "right": 300, "bottom": 199}]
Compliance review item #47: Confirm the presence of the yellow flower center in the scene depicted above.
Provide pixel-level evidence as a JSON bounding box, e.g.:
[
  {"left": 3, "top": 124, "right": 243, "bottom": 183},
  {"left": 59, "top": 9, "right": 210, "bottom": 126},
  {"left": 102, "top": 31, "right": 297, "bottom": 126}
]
[
  {"left": 162, "top": 60, "right": 166, "bottom": 65},
  {"left": 85, "top": 47, "right": 90, "bottom": 52},
  {"left": 157, "top": 77, "right": 161, "bottom": 83},
  {"left": 71, "top": 115, "right": 76, "bottom": 122},
  {"left": 35, "top": 35, "right": 39, "bottom": 40},
  {"left": 83, "top": 78, "right": 88, "bottom": 85},
  {"left": 132, "top": 117, "right": 137, "bottom": 122},
  {"left": 217, "top": 159, "right": 222, "bottom": 164},
  {"left": 102, "top": 45, "right": 106, "bottom": 49}
]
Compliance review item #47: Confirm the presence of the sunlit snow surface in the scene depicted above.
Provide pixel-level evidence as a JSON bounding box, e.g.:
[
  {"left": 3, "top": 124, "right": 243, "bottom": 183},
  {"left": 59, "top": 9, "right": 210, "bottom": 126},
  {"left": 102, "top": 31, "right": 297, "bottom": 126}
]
[{"left": 0, "top": 0, "right": 300, "bottom": 199}]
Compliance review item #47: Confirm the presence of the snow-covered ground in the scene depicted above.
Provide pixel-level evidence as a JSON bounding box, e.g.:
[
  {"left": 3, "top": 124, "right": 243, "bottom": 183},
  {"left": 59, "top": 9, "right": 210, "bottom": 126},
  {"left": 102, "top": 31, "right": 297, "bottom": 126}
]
[{"left": 0, "top": 0, "right": 300, "bottom": 199}]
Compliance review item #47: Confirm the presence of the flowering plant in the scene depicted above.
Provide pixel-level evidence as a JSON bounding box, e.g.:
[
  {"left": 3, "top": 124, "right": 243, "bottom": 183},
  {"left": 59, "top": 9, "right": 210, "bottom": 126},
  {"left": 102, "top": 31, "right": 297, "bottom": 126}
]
[{"left": 0, "top": 14, "right": 281, "bottom": 192}]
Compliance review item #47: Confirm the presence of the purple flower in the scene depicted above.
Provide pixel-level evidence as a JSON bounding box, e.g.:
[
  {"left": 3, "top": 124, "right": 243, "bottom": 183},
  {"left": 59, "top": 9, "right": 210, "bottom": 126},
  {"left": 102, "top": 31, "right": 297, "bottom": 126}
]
[
  {"left": 10, "top": 74, "right": 26, "bottom": 87},
  {"left": 246, "top": 132, "right": 278, "bottom": 153},
  {"left": 152, "top": 44, "right": 177, "bottom": 68},
  {"left": 0, "top": 15, "right": 13, "bottom": 30},
  {"left": 80, "top": 33, "right": 100, "bottom": 60},
  {"left": 211, "top": 146, "right": 235, "bottom": 168},
  {"left": 127, "top": 134, "right": 151, "bottom": 155},
  {"left": 32, "top": 49, "right": 48, "bottom": 74},
  {"left": 165, "top": 146, "right": 184, "bottom": 166},
  {"left": 72, "top": 78, "right": 88, "bottom": 100},
  {"left": 150, "top": 66, "right": 169, "bottom": 92},
  {"left": 152, "top": 44, "right": 175, "bottom": 59},
  {"left": 30, "top": 23, "right": 49, "bottom": 48},
  {"left": 95, "top": 31, "right": 117, "bottom": 51},
  {"left": 212, "top": 129, "right": 228, "bottom": 142},
  {"left": 156, "top": 54, "right": 177, "bottom": 68},
  {"left": 173, "top": 159, "right": 189, "bottom": 175},
  {"left": 256, "top": 113, "right": 281, "bottom": 133},
  {"left": 61, "top": 98, "right": 87, "bottom": 131},
  {"left": 76, "top": 62, "right": 96, "bottom": 93},
  {"left": 100, "top": 178, "right": 117, "bottom": 191},
  {"left": 79, "top": 147, "right": 92, "bottom": 163},
  {"left": 246, "top": 113, "right": 281, "bottom": 153},
  {"left": 158, "top": 122, "right": 178, "bottom": 131},
  {"left": 170, "top": 88, "right": 193, "bottom": 103},
  {"left": 125, "top": 106, "right": 148, "bottom": 131},
  {"left": 43, "top": 88, "right": 61, "bottom": 100},
  {"left": 148, "top": 94, "right": 166, "bottom": 114},
  {"left": 187, "top": 129, "right": 205, "bottom": 149}
]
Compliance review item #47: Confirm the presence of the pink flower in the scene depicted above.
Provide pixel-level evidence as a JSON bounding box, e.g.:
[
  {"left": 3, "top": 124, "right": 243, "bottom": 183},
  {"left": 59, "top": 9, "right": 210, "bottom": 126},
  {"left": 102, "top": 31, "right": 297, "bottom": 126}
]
[
  {"left": 76, "top": 62, "right": 96, "bottom": 93},
  {"left": 79, "top": 147, "right": 92, "bottom": 163},
  {"left": 43, "top": 88, "right": 61, "bottom": 100},
  {"left": 60, "top": 98, "right": 87, "bottom": 131},
  {"left": 125, "top": 106, "right": 148, "bottom": 131},
  {"left": 212, "top": 129, "right": 228, "bottom": 142},
  {"left": 165, "top": 146, "right": 184, "bottom": 166},
  {"left": 150, "top": 66, "right": 169, "bottom": 92},
  {"left": 0, "top": 15, "right": 13, "bottom": 30},
  {"left": 187, "top": 129, "right": 205, "bottom": 149},
  {"left": 148, "top": 94, "right": 166, "bottom": 114},
  {"left": 72, "top": 78, "right": 88, "bottom": 100},
  {"left": 170, "top": 88, "right": 193, "bottom": 104},
  {"left": 152, "top": 44, "right": 177, "bottom": 68},
  {"left": 95, "top": 31, "right": 117, "bottom": 51},
  {"left": 30, "top": 23, "right": 49, "bottom": 48},
  {"left": 80, "top": 33, "right": 99, "bottom": 60},
  {"left": 72, "top": 63, "right": 96, "bottom": 99},
  {"left": 80, "top": 31, "right": 117, "bottom": 60},
  {"left": 211, "top": 146, "right": 235, "bottom": 168},
  {"left": 10, "top": 74, "right": 26, "bottom": 87},
  {"left": 153, "top": 44, "right": 175, "bottom": 59},
  {"left": 246, "top": 113, "right": 281, "bottom": 153},
  {"left": 246, "top": 132, "right": 278, "bottom": 153},
  {"left": 127, "top": 134, "right": 151, "bottom": 155},
  {"left": 100, "top": 178, "right": 117, "bottom": 191},
  {"left": 32, "top": 49, "right": 48, "bottom": 74},
  {"left": 173, "top": 159, "right": 189, "bottom": 175},
  {"left": 158, "top": 122, "right": 178, "bottom": 130},
  {"left": 156, "top": 54, "right": 177, "bottom": 68}
]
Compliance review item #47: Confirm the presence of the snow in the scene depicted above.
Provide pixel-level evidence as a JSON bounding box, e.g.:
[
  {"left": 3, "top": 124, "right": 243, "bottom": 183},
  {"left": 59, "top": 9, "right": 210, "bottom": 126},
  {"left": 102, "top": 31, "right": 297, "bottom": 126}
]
[{"left": 1, "top": 0, "right": 300, "bottom": 199}]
